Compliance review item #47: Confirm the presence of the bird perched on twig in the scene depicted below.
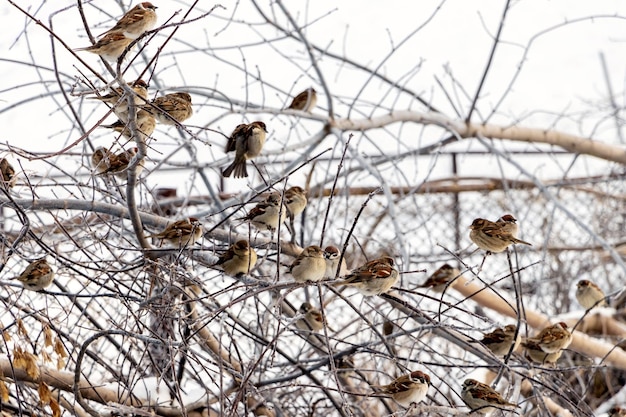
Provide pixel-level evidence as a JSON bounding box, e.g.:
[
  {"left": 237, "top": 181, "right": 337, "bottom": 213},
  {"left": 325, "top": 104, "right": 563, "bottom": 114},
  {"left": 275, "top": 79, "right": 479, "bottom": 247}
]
[
  {"left": 522, "top": 339, "right": 563, "bottom": 365},
  {"left": 99, "top": 2, "right": 158, "bottom": 40},
  {"left": 146, "top": 217, "right": 203, "bottom": 247},
  {"left": 90, "top": 79, "right": 149, "bottom": 122},
  {"left": 495, "top": 214, "right": 519, "bottom": 237},
  {"left": 213, "top": 240, "right": 257, "bottom": 277},
  {"left": 0, "top": 158, "right": 16, "bottom": 188},
  {"left": 12, "top": 259, "right": 54, "bottom": 291},
  {"left": 526, "top": 322, "right": 572, "bottom": 354},
  {"left": 576, "top": 279, "right": 607, "bottom": 309},
  {"left": 335, "top": 256, "right": 398, "bottom": 296},
  {"left": 323, "top": 245, "right": 349, "bottom": 279},
  {"left": 286, "top": 87, "right": 317, "bottom": 112},
  {"left": 239, "top": 192, "right": 286, "bottom": 233},
  {"left": 469, "top": 218, "right": 531, "bottom": 253},
  {"left": 75, "top": 32, "right": 135, "bottom": 62},
  {"left": 416, "top": 264, "right": 458, "bottom": 293},
  {"left": 289, "top": 245, "right": 326, "bottom": 283},
  {"left": 296, "top": 302, "right": 326, "bottom": 332},
  {"left": 92, "top": 147, "right": 144, "bottom": 179},
  {"left": 101, "top": 109, "right": 156, "bottom": 141},
  {"left": 372, "top": 370, "right": 430, "bottom": 408},
  {"left": 477, "top": 325, "right": 521, "bottom": 357},
  {"left": 284, "top": 186, "right": 307, "bottom": 241},
  {"left": 222, "top": 121, "right": 268, "bottom": 178},
  {"left": 147, "top": 92, "right": 193, "bottom": 125},
  {"left": 461, "top": 379, "right": 517, "bottom": 415}
]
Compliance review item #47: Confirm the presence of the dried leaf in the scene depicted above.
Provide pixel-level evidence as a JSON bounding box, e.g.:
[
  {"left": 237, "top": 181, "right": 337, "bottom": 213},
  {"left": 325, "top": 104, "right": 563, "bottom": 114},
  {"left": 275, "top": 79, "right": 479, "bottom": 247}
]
[
  {"left": 53, "top": 338, "right": 67, "bottom": 358},
  {"left": 56, "top": 357, "right": 65, "bottom": 370},
  {"left": 38, "top": 381, "right": 51, "bottom": 405},
  {"left": 16, "top": 319, "right": 27, "bottom": 338},
  {"left": 0, "top": 380, "right": 9, "bottom": 402},
  {"left": 2, "top": 330, "right": 10, "bottom": 342},
  {"left": 50, "top": 398, "right": 61, "bottom": 417},
  {"left": 24, "top": 351, "right": 39, "bottom": 379},
  {"left": 41, "top": 349, "right": 52, "bottom": 364},
  {"left": 13, "top": 346, "right": 25, "bottom": 369},
  {"left": 43, "top": 324, "right": 53, "bottom": 347}
]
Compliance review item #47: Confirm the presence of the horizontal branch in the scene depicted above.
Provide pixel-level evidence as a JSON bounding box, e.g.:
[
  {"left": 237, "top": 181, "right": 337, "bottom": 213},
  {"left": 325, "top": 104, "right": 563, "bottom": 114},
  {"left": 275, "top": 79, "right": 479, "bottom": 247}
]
[{"left": 332, "top": 111, "right": 626, "bottom": 164}]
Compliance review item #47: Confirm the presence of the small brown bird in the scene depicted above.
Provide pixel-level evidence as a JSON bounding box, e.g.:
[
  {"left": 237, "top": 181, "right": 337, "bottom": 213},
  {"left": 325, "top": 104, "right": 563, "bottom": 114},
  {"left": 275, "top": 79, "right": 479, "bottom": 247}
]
[
  {"left": 609, "top": 406, "right": 626, "bottom": 417},
  {"left": 100, "top": 2, "right": 158, "bottom": 40},
  {"left": 214, "top": 240, "right": 257, "bottom": 277},
  {"left": 323, "top": 245, "right": 349, "bottom": 279},
  {"left": 289, "top": 245, "right": 326, "bottom": 283},
  {"left": 284, "top": 186, "right": 307, "bottom": 241},
  {"left": 101, "top": 109, "right": 156, "bottom": 141},
  {"left": 90, "top": 79, "right": 149, "bottom": 122},
  {"left": 528, "top": 322, "right": 572, "bottom": 354},
  {"left": 286, "top": 87, "right": 317, "bottom": 112},
  {"left": 337, "top": 256, "right": 399, "bottom": 296},
  {"left": 284, "top": 186, "right": 307, "bottom": 220},
  {"left": 479, "top": 325, "right": 521, "bottom": 357},
  {"left": 75, "top": 32, "right": 135, "bottom": 62},
  {"left": 495, "top": 214, "right": 519, "bottom": 237},
  {"left": 92, "top": 147, "right": 144, "bottom": 179},
  {"left": 223, "top": 121, "right": 268, "bottom": 178},
  {"left": 522, "top": 339, "right": 563, "bottom": 365},
  {"left": 417, "top": 264, "right": 458, "bottom": 293},
  {"left": 12, "top": 259, "right": 54, "bottom": 291},
  {"left": 0, "top": 158, "right": 16, "bottom": 188},
  {"left": 147, "top": 92, "right": 193, "bottom": 125},
  {"left": 469, "top": 218, "right": 531, "bottom": 253},
  {"left": 296, "top": 302, "right": 325, "bottom": 332},
  {"left": 239, "top": 192, "right": 286, "bottom": 232},
  {"left": 576, "top": 279, "right": 607, "bottom": 309},
  {"left": 461, "top": 379, "right": 517, "bottom": 415},
  {"left": 146, "top": 217, "right": 203, "bottom": 247},
  {"left": 373, "top": 370, "right": 430, "bottom": 408}
]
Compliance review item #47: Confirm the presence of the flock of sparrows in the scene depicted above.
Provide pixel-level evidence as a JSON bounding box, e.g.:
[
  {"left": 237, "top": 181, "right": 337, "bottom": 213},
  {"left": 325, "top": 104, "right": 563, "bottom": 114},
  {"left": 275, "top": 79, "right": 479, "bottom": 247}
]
[
  {"left": 6, "top": 3, "right": 618, "bottom": 414},
  {"left": 5, "top": 178, "right": 615, "bottom": 413},
  {"left": 77, "top": 3, "right": 318, "bottom": 180}
]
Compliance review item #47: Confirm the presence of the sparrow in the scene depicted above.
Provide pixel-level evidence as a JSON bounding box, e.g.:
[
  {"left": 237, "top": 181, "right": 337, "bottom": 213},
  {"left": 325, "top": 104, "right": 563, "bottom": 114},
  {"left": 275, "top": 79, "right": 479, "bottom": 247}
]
[
  {"left": 239, "top": 192, "right": 286, "bottom": 232},
  {"left": 289, "top": 245, "right": 326, "bottom": 283},
  {"left": 101, "top": 109, "right": 156, "bottom": 141},
  {"left": 373, "top": 370, "right": 430, "bottom": 408},
  {"left": 100, "top": 2, "right": 158, "bottom": 40},
  {"left": 478, "top": 325, "right": 521, "bottom": 357},
  {"left": 0, "top": 158, "right": 16, "bottom": 188},
  {"left": 469, "top": 218, "right": 532, "bottom": 253},
  {"left": 522, "top": 339, "right": 563, "bottom": 365},
  {"left": 461, "top": 379, "right": 517, "bottom": 415},
  {"left": 12, "top": 259, "right": 54, "bottom": 291},
  {"left": 75, "top": 32, "right": 134, "bottom": 62},
  {"left": 284, "top": 186, "right": 307, "bottom": 220},
  {"left": 286, "top": 87, "right": 317, "bottom": 112},
  {"left": 528, "top": 322, "right": 572, "bottom": 353},
  {"left": 146, "top": 217, "right": 203, "bottom": 247},
  {"left": 609, "top": 406, "right": 626, "bottom": 417},
  {"left": 416, "top": 264, "right": 458, "bottom": 293},
  {"left": 147, "top": 92, "right": 193, "bottom": 125},
  {"left": 495, "top": 214, "right": 519, "bottom": 237},
  {"left": 337, "top": 256, "right": 399, "bottom": 296},
  {"left": 222, "top": 121, "right": 268, "bottom": 178},
  {"left": 214, "top": 240, "right": 257, "bottom": 277},
  {"left": 323, "top": 245, "right": 349, "bottom": 279},
  {"left": 295, "top": 302, "right": 325, "bottom": 332},
  {"left": 90, "top": 79, "right": 149, "bottom": 122},
  {"left": 92, "top": 147, "right": 144, "bottom": 179},
  {"left": 576, "top": 279, "right": 607, "bottom": 309}
]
